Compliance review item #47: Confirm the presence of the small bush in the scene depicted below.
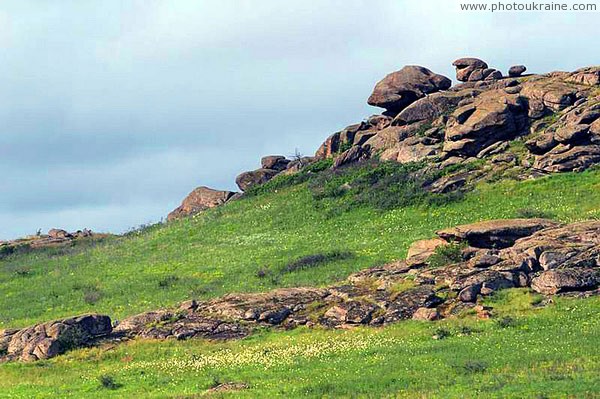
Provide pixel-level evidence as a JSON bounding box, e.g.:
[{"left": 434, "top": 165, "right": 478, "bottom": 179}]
[
  {"left": 98, "top": 374, "right": 122, "bottom": 390},
  {"left": 462, "top": 360, "right": 488, "bottom": 374},
  {"left": 496, "top": 316, "right": 517, "bottom": 328},
  {"left": 281, "top": 251, "right": 353, "bottom": 273},
  {"left": 256, "top": 267, "right": 270, "bottom": 279},
  {"left": 158, "top": 275, "right": 179, "bottom": 289},
  {"left": 432, "top": 327, "right": 451, "bottom": 340},
  {"left": 428, "top": 242, "right": 465, "bottom": 268},
  {"left": 56, "top": 326, "right": 90, "bottom": 352},
  {"left": 83, "top": 287, "right": 103, "bottom": 305},
  {"left": 515, "top": 207, "right": 555, "bottom": 219}
]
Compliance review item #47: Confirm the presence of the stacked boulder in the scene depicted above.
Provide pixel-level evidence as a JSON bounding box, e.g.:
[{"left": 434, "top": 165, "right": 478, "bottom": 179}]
[
  {"left": 367, "top": 65, "right": 452, "bottom": 115},
  {"left": 452, "top": 57, "right": 503, "bottom": 82},
  {"left": 168, "top": 186, "right": 237, "bottom": 221},
  {"left": 236, "top": 155, "right": 312, "bottom": 192}
]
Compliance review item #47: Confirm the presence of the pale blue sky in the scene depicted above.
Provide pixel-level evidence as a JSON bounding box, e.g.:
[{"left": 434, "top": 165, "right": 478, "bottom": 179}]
[{"left": 0, "top": 0, "right": 598, "bottom": 239}]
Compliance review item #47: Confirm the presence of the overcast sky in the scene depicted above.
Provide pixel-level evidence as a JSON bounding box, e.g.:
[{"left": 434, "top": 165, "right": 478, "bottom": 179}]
[{"left": 0, "top": 0, "right": 598, "bottom": 239}]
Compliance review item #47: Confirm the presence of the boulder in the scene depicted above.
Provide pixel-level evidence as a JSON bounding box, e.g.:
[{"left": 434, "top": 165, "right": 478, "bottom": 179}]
[
  {"left": 48, "top": 229, "right": 70, "bottom": 239},
  {"left": 384, "top": 286, "right": 443, "bottom": 323},
  {"left": 332, "top": 145, "right": 371, "bottom": 168},
  {"left": 452, "top": 58, "right": 489, "bottom": 82},
  {"left": 367, "top": 66, "right": 451, "bottom": 114},
  {"left": 443, "top": 90, "right": 528, "bottom": 156},
  {"left": 436, "top": 218, "right": 558, "bottom": 249},
  {"left": 406, "top": 238, "right": 448, "bottom": 266},
  {"left": 508, "top": 65, "right": 527, "bottom": 77},
  {"left": 3, "top": 314, "right": 111, "bottom": 362},
  {"left": 565, "top": 66, "right": 600, "bottom": 86},
  {"left": 379, "top": 138, "right": 439, "bottom": 164},
  {"left": 533, "top": 144, "right": 600, "bottom": 172},
  {"left": 412, "top": 307, "right": 440, "bottom": 321},
  {"left": 531, "top": 269, "right": 600, "bottom": 295},
  {"left": 393, "top": 89, "right": 480, "bottom": 125},
  {"left": 235, "top": 168, "right": 280, "bottom": 192},
  {"left": 168, "top": 186, "right": 236, "bottom": 220},
  {"left": 261, "top": 156, "right": 290, "bottom": 171}
]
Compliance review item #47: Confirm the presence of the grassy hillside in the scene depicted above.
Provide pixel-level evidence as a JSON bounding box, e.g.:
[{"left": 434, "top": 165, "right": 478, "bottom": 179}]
[
  {"left": 0, "top": 291, "right": 598, "bottom": 398},
  {"left": 1, "top": 167, "right": 600, "bottom": 329}
]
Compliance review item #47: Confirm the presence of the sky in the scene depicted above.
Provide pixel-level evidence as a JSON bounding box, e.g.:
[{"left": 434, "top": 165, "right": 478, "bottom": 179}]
[{"left": 0, "top": 0, "right": 598, "bottom": 239}]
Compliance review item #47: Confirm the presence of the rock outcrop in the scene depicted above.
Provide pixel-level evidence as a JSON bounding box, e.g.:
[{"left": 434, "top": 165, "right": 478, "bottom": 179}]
[
  {"left": 1, "top": 314, "right": 111, "bottom": 362},
  {"left": 168, "top": 186, "right": 237, "bottom": 221},
  {"left": 0, "top": 228, "right": 97, "bottom": 255},
  {"left": 5, "top": 219, "right": 597, "bottom": 363}
]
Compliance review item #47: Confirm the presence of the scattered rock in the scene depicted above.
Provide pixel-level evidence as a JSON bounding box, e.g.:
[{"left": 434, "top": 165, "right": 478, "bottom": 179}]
[
  {"left": 531, "top": 269, "right": 600, "bottom": 295},
  {"left": 412, "top": 307, "right": 440, "bottom": 321}
]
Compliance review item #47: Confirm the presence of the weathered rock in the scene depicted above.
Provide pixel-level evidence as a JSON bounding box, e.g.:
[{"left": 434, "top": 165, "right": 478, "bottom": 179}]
[
  {"left": 384, "top": 286, "right": 443, "bottom": 323},
  {"left": 443, "top": 90, "right": 528, "bottom": 156},
  {"left": 509, "top": 65, "right": 527, "bottom": 77},
  {"left": 315, "top": 122, "right": 373, "bottom": 159},
  {"left": 412, "top": 307, "right": 440, "bottom": 321},
  {"left": 2, "top": 314, "right": 111, "bottom": 362},
  {"left": 533, "top": 144, "right": 600, "bottom": 172},
  {"left": 436, "top": 219, "right": 558, "bottom": 249},
  {"left": 531, "top": 269, "right": 600, "bottom": 295},
  {"left": 565, "top": 66, "right": 600, "bottom": 86},
  {"left": 48, "top": 229, "right": 70, "bottom": 239},
  {"left": 332, "top": 145, "right": 371, "bottom": 168},
  {"left": 393, "top": 89, "right": 480, "bottom": 125},
  {"left": 235, "top": 168, "right": 280, "bottom": 192},
  {"left": 368, "top": 66, "right": 451, "bottom": 114},
  {"left": 322, "top": 300, "right": 380, "bottom": 325},
  {"left": 452, "top": 58, "right": 489, "bottom": 82},
  {"left": 168, "top": 186, "right": 236, "bottom": 220},
  {"left": 261, "top": 155, "right": 290, "bottom": 171},
  {"left": 406, "top": 238, "right": 447, "bottom": 266},
  {"left": 379, "top": 138, "right": 439, "bottom": 164}
]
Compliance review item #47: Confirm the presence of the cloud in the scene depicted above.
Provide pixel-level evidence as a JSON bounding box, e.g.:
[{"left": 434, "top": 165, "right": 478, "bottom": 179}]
[{"left": 0, "top": 0, "right": 598, "bottom": 238}]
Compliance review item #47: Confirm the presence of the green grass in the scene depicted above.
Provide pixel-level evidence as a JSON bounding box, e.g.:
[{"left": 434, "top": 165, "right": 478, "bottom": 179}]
[
  {"left": 0, "top": 291, "right": 598, "bottom": 398},
  {"left": 1, "top": 169, "right": 600, "bottom": 329}
]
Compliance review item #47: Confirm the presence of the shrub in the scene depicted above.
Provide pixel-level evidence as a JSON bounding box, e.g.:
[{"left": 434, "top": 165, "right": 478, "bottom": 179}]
[
  {"left": 462, "top": 360, "right": 488, "bottom": 374},
  {"left": 281, "top": 251, "right": 353, "bottom": 273},
  {"left": 158, "top": 275, "right": 179, "bottom": 289},
  {"left": 432, "top": 327, "right": 451, "bottom": 340},
  {"left": 496, "top": 316, "right": 517, "bottom": 328},
  {"left": 256, "top": 267, "right": 270, "bottom": 279},
  {"left": 83, "top": 287, "right": 103, "bottom": 305},
  {"left": 515, "top": 207, "right": 555, "bottom": 219},
  {"left": 98, "top": 374, "right": 122, "bottom": 390},
  {"left": 428, "top": 242, "right": 465, "bottom": 268}
]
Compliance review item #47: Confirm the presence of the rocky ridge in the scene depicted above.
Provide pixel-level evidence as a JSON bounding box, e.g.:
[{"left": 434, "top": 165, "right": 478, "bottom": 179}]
[
  {"left": 168, "top": 58, "right": 600, "bottom": 219},
  {"left": 3, "top": 218, "right": 598, "bottom": 362}
]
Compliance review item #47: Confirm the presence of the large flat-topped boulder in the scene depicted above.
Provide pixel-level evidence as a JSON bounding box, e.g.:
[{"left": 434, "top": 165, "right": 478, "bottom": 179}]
[
  {"left": 367, "top": 65, "right": 451, "bottom": 114},
  {"left": 168, "top": 186, "right": 237, "bottom": 220},
  {"left": 436, "top": 218, "right": 558, "bottom": 248}
]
